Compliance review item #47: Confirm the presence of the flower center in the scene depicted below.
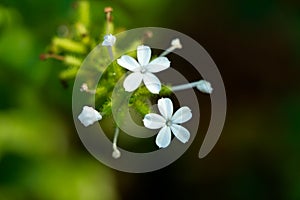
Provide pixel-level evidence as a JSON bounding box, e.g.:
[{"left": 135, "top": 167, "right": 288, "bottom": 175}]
[
  {"left": 140, "top": 66, "right": 147, "bottom": 74},
  {"left": 166, "top": 119, "right": 173, "bottom": 127}
]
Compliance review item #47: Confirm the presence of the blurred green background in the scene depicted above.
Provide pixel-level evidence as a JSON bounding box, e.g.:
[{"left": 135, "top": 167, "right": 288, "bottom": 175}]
[{"left": 1, "top": 0, "right": 300, "bottom": 199}]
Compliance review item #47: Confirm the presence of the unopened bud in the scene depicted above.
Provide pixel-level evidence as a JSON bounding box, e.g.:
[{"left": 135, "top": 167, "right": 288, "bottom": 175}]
[
  {"left": 171, "top": 38, "right": 182, "bottom": 49},
  {"left": 196, "top": 80, "right": 213, "bottom": 94}
]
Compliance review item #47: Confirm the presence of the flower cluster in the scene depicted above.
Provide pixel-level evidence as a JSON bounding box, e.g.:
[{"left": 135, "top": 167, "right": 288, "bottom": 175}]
[
  {"left": 78, "top": 36, "right": 213, "bottom": 154},
  {"left": 42, "top": 2, "right": 213, "bottom": 159}
]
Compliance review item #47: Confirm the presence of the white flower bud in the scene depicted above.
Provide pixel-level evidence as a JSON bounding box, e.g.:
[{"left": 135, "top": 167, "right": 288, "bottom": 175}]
[
  {"left": 80, "top": 83, "right": 89, "bottom": 92},
  {"left": 196, "top": 80, "right": 213, "bottom": 94},
  {"left": 112, "top": 148, "right": 121, "bottom": 159},
  {"left": 160, "top": 38, "right": 183, "bottom": 57},
  {"left": 171, "top": 38, "right": 182, "bottom": 49},
  {"left": 78, "top": 106, "right": 102, "bottom": 127},
  {"left": 102, "top": 34, "right": 116, "bottom": 46}
]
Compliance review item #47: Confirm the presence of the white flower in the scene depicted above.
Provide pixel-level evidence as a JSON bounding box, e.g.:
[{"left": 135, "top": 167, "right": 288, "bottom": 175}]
[
  {"left": 196, "top": 80, "right": 213, "bottom": 94},
  {"left": 102, "top": 34, "right": 116, "bottom": 46},
  {"left": 78, "top": 106, "right": 102, "bottom": 127},
  {"left": 143, "top": 98, "right": 192, "bottom": 148},
  {"left": 117, "top": 45, "right": 171, "bottom": 94}
]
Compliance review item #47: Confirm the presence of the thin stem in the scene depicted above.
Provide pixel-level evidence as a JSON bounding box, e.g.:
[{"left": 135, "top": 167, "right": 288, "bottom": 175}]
[
  {"left": 113, "top": 126, "right": 119, "bottom": 148},
  {"left": 40, "top": 54, "right": 65, "bottom": 61},
  {"left": 112, "top": 126, "right": 121, "bottom": 159},
  {"left": 171, "top": 81, "right": 200, "bottom": 92},
  {"left": 107, "top": 46, "right": 114, "bottom": 60},
  {"left": 159, "top": 46, "right": 176, "bottom": 57},
  {"left": 106, "top": 21, "right": 112, "bottom": 35},
  {"left": 87, "top": 90, "right": 96, "bottom": 94}
]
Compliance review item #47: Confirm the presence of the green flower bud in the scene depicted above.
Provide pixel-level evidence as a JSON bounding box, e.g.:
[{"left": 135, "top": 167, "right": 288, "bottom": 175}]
[{"left": 52, "top": 37, "right": 86, "bottom": 54}]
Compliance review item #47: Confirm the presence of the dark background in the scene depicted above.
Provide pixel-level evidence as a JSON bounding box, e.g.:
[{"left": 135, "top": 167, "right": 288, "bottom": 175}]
[{"left": 0, "top": 0, "right": 300, "bottom": 199}]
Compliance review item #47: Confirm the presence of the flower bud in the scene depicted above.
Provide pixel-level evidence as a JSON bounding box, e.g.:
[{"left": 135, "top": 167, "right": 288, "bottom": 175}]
[
  {"left": 64, "top": 55, "right": 82, "bottom": 67},
  {"left": 171, "top": 38, "right": 182, "bottom": 49},
  {"left": 104, "top": 7, "right": 113, "bottom": 22},
  {"left": 102, "top": 34, "right": 116, "bottom": 46},
  {"left": 196, "top": 80, "right": 213, "bottom": 94},
  {"left": 80, "top": 83, "right": 89, "bottom": 92},
  {"left": 112, "top": 148, "right": 121, "bottom": 159},
  {"left": 52, "top": 37, "right": 86, "bottom": 54}
]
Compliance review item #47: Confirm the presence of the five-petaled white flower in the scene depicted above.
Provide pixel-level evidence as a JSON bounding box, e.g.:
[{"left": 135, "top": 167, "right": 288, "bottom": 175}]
[
  {"left": 143, "top": 98, "right": 192, "bottom": 148},
  {"left": 78, "top": 106, "right": 102, "bottom": 127},
  {"left": 102, "top": 34, "right": 116, "bottom": 46},
  {"left": 117, "top": 45, "right": 171, "bottom": 94}
]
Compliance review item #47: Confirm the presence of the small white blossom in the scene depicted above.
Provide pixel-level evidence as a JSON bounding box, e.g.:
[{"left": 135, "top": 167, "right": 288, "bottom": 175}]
[
  {"left": 78, "top": 106, "right": 102, "bottom": 127},
  {"left": 143, "top": 98, "right": 192, "bottom": 148},
  {"left": 102, "top": 34, "right": 116, "bottom": 46},
  {"left": 196, "top": 80, "right": 213, "bottom": 94},
  {"left": 80, "top": 83, "right": 89, "bottom": 92},
  {"left": 171, "top": 38, "right": 182, "bottom": 49},
  {"left": 117, "top": 45, "right": 170, "bottom": 94}
]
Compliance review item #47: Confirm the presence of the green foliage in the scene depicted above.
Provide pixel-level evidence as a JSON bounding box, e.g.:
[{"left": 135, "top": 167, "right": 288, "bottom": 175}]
[{"left": 0, "top": 2, "right": 119, "bottom": 199}]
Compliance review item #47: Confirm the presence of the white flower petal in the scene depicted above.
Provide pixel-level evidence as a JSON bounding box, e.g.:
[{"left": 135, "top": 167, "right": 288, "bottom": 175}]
[
  {"left": 143, "top": 73, "right": 161, "bottom": 94},
  {"left": 157, "top": 98, "right": 173, "bottom": 119},
  {"left": 171, "top": 106, "right": 192, "bottom": 124},
  {"left": 155, "top": 126, "right": 171, "bottom": 148},
  {"left": 78, "top": 106, "right": 102, "bottom": 127},
  {"left": 143, "top": 113, "right": 166, "bottom": 129},
  {"left": 102, "top": 40, "right": 111, "bottom": 46},
  {"left": 170, "top": 124, "right": 190, "bottom": 143},
  {"left": 117, "top": 55, "right": 140, "bottom": 71},
  {"left": 123, "top": 72, "right": 143, "bottom": 92},
  {"left": 147, "top": 57, "right": 171, "bottom": 73},
  {"left": 137, "top": 45, "right": 151, "bottom": 66}
]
